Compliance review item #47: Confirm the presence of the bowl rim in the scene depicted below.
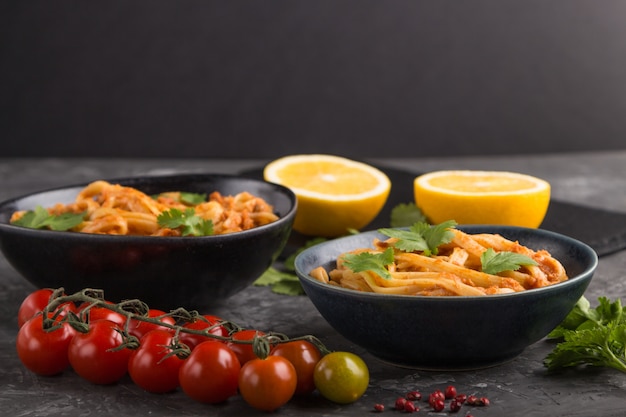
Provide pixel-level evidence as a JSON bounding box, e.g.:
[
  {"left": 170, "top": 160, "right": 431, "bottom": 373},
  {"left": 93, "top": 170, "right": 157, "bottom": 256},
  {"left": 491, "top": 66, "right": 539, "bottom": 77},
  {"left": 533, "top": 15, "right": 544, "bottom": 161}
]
[
  {"left": 0, "top": 172, "right": 297, "bottom": 242},
  {"left": 295, "top": 225, "right": 598, "bottom": 301}
]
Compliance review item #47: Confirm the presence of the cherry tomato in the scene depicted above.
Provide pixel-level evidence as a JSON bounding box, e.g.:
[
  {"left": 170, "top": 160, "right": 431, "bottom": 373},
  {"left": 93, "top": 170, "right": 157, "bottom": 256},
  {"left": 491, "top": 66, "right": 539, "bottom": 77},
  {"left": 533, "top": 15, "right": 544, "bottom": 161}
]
[
  {"left": 128, "top": 330, "right": 183, "bottom": 393},
  {"left": 17, "top": 288, "right": 77, "bottom": 328},
  {"left": 239, "top": 355, "right": 297, "bottom": 411},
  {"left": 226, "top": 329, "right": 266, "bottom": 365},
  {"left": 127, "top": 309, "right": 176, "bottom": 340},
  {"left": 313, "top": 351, "right": 369, "bottom": 404},
  {"left": 270, "top": 340, "right": 322, "bottom": 395},
  {"left": 68, "top": 319, "right": 131, "bottom": 384},
  {"left": 179, "top": 314, "right": 228, "bottom": 350},
  {"left": 78, "top": 301, "right": 126, "bottom": 326},
  {"left": 179, "top": 341, "right": 241, "bottom": 404},
  {"left": 16, "top": 313, "right": 77, "bottom": 376}
]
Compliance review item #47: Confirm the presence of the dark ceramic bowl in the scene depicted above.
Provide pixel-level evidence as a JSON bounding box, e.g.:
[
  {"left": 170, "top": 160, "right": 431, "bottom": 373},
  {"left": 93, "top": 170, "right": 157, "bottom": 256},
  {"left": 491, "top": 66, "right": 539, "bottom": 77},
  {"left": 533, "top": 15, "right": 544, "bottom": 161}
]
[
  {"left": 0, "top": 174, "right": 297, "bottom": 311},
  {"left": 295, "top": 226, "right": 598, "bottom": 370}
]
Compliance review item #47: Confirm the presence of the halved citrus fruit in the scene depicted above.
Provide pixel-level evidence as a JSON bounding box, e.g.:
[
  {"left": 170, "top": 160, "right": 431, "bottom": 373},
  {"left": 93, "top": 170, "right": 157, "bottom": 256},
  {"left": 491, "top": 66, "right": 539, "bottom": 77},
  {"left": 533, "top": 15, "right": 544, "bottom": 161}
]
[
  {"left": 263, "top": 154, "right": 391, "bottom": 237},
  {"left": 413, "top": 170, "right": 551, "bottom": 228}
]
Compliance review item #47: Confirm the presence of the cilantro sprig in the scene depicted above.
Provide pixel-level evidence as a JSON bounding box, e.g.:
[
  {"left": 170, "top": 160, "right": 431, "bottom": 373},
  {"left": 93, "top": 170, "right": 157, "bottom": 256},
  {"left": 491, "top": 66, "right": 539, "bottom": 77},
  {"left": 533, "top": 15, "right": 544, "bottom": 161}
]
[
  {"left": 379, "top": 220, "right": 457, "bottom": 256},
  {"left": 254, "top": 237, "right": 327, "bottom": 296},
  {"left": 480, "top": 248, "right": 538, "bottom": 275},
  {"left": 157, "top": 208, "right": 214, "bottom": 236},
  {"left": 179, "top": 192, "right": 207, "bottom": 206},
  {"left": 340, "top": 220, "right": 456, "bottom": 280},
  {"left": 342, "top": 247, "right": 396, "bottom": 280},
  {"left": 390, "top": 202, "right": 427, "bottom": 228},
  {"left": 11, "top": 206, "right": 86, "bottom": 231},
  {"left": 544, "top": 296, "right": 626, "bottom": 374}
]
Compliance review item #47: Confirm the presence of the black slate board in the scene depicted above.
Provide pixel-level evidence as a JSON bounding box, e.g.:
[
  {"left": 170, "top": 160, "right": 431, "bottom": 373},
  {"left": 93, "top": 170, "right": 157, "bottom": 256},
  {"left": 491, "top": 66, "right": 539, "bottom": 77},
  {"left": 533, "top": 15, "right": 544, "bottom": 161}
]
[{"left": 242, "top": 165, "right": 626, "bottom": 257}]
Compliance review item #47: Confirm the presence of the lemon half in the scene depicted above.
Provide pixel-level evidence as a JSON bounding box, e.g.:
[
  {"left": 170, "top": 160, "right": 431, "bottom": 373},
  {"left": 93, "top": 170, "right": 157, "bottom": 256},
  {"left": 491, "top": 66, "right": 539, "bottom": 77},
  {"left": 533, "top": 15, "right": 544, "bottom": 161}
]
[
  {"left": 264, "top": 154, "right": 391, "bottom": 237},
  {"left": 413, "top": 170, "right": 551, "bottom": 228}
]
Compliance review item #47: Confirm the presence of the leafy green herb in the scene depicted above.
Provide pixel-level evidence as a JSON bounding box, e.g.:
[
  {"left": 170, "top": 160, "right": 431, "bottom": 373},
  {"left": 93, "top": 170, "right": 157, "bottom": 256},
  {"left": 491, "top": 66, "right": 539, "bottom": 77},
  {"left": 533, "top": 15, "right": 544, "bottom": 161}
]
[
  {"left": 544, "top": 296, "right": 626, "bottom": 373},
  {"left": 342, "top": 247, "right": 395, "bottom": 280},
  {"left": 179, "top": 192, "right": 207, "bottom": 206},
  {"left": 480, "top": 248, "right": 538, "bottom": 275},
  {"left": 157, "top": 208, "right": 214, "bottom": 236},
  {"left": 254, "top": 237, "right": 327, "bottom": 295},
  {"left": 378, "top": 220, "right": 457, "bottom": 256},
  {"left": 390, "top": 202, "right": 426, "bottom": 228},
  {"left": 11, "top": 206, "right": 85, "bottom": 231},
  {"left": 254, "top": 267, "right": 305, "bottom": 296}
]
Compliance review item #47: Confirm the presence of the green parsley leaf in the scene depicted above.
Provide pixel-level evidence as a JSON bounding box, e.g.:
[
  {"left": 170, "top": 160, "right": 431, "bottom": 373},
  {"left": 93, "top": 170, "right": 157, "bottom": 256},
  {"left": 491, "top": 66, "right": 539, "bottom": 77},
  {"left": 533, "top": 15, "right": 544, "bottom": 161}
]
[
  {"left": 11, "top": 206, "right": 86, "bottom": 231},
  {"left": 390, "top": 202, "right": 427, "bottom": 228},
  {"left": 379, "top": 220, "right": 457, "bottom": 256},
  {"left": 253, "top": 266, "right": 305, "bottom": 296},
  {"left": 157, "top": 208, "right": 214, "bottom": 236},
  {"left": 480, "top": 248, "right": 538, "bottom": 275},
  {"left": 544, "top": 296, "right": 626, "bottom": 373},
  {"left": 179, "top": 192, "right": 207, "bottom": 206},
  {"left": 342, "top": 247, "right": 395, "bottom": 280}
]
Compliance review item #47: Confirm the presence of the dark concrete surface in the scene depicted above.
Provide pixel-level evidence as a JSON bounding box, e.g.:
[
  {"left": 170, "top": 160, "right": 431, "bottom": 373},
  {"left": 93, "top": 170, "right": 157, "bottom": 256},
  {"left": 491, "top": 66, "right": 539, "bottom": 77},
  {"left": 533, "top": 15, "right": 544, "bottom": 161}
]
[{"left": 1, "top": 153, "right": 625, "bottom": 416}]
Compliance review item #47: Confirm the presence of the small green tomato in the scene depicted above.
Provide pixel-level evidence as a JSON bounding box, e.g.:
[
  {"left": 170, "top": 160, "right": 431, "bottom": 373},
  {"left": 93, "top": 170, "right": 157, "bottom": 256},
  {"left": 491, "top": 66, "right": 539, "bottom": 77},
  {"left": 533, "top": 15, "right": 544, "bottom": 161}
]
[{"left": 313, "top": 351, "right": 369, "bottom": 404}]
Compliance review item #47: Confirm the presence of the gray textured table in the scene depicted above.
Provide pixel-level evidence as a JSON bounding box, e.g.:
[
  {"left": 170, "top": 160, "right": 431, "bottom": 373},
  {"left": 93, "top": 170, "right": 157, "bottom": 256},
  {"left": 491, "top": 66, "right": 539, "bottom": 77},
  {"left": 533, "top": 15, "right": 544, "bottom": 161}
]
[{"left": 1, "top": 152, "right": 626, "bottom": 417}]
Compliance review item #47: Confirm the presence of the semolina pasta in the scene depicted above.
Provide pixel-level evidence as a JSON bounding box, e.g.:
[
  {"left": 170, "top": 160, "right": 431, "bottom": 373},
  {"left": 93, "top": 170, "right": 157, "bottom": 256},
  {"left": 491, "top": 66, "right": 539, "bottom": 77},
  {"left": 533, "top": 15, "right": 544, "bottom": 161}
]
[
  {"left": 309, "top": 228, "right": 568, "bottom": 296},
  {"left": 10, "top": 180, "right": 279, "bottom": 236}
]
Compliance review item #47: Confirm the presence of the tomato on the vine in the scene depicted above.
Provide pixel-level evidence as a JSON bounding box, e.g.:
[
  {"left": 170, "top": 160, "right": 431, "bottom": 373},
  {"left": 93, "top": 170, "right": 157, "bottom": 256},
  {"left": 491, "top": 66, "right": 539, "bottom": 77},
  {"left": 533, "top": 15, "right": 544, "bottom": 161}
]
[
  {"left": 67, "top": 319, "right": 131, "bottom": 384},
  {"left": 179, "top": 341, "right": 241, "bottom": 404},
  {"left": 178, "top": 314, "right": 228, "bottom": 350},
  {"left": 16, "top": 313, "right": 77, "bottom": 376},
  {"left": 127, "top": 309, "right": 176, "bottom": 340},
  {"left": 313, "top": 351, "right": 369, "bottom": 404},
  {"left": 226, "top": 329, "right": 266, "bottom": 365},
  {"left": 17, "top": 288, "right": 77, "bottom": 328},
  {"left": 78, "top": 301, "right": 126, "bottom": 326},
  {"left": 270, "top": 340, "right": 322, "bottom": 395},
  {"left": 128, "top": 330, "right": 183, "bottom": 393},
  {"left": 239, "top": 355, "right": 297, "bottom": 411}
]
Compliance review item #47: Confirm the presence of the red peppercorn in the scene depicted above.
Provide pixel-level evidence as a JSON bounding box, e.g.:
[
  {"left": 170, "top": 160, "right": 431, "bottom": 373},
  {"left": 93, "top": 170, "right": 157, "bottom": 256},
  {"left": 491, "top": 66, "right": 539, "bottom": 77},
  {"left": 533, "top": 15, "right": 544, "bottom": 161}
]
[
  {"left": 449, "top": 399, "right": 462, "bottom": 413},
  {"left": 466, "top": 395, "right": 479, "bottom": 405},
  {"left": 455, "top": 393, "right": 467, "bottom": 404},
  {"left": 444, "top": 385, "right": 457, "bottom": 399},
  {"left": 395, "top": 397, "right": 407, "bottom": 410},
  {"left": 432, "top": 398, "right": 445, "bottom": 412},
  {"left": 429, "top": 389, "right": 445, "bottom": 407},
  {"left": 480, "top": 397, "right": 490, "bottom": 406},
  {"left": 404, "top": 400, "right": 418, "bottom": 413},
  {"left": 373, "top": 403, "right": 385, "bottom": 412},
  {"left": 406, "top": 390, "right": 422, "bottom": 401}
]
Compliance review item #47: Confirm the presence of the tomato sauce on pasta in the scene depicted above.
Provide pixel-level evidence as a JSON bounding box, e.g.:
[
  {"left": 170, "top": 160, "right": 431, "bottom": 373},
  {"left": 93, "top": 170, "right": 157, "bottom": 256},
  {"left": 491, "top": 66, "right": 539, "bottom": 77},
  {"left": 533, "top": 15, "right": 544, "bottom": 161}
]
[
  {"left": 10, "top": 180, "right": 279, "bottom": 236},
  {"left": 309, "top": 228, "right": 568, "bottom": 296}
]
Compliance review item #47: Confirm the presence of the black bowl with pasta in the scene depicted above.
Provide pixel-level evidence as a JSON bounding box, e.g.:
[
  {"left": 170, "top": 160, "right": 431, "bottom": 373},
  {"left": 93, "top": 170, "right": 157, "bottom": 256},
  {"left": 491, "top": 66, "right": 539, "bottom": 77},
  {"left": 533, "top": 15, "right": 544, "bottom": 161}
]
[
  {"left": 0, "top": 173, "right": 297, "bottom": 310},
  {"left": 294, "top": 225, "right": 598, "bottom": 370}
]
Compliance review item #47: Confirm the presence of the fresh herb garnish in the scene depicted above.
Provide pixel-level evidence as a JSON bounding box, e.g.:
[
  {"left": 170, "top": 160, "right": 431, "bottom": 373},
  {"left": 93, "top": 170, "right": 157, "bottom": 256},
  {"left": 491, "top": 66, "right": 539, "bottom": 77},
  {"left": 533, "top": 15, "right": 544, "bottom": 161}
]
[
  {"left": 544, "top": 296, "right": 626, "bottom": 373},
  {"left": 342, "top": 247, "right": 396, "bottom": 280},
  {"left": 379, "top": 220, "right": 457, "bottom": 256},
  {"left": 179, "top": 192, "right": 207, "bottom": 206},
  {"left": 390, "top": 202, "right": 427, "bottom": 228},
  {"left": 11, "top": 206, "right": 85, "bottom": 231},
  {"left": 254, "top": 267, "right": 306, "bottom": 296},
  {"left": 157, "top": 208, "right": 214, "bottom": 236},
  {"left": 480, "top": 248, "right": 538, "bottom": 275},
  {"left": 254, "top": 237, "right": 327, "bottom": 295}
]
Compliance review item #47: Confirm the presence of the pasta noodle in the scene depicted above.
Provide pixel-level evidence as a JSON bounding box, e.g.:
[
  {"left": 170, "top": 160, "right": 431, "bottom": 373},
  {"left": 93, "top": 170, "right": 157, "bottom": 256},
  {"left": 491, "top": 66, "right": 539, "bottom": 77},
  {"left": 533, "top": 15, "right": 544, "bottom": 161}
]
[
  {"left": 10, "top": 180, "right": 279, "bottom": 236},
  {"left": 309, "top": 228, "right": 568, "bottom": 296}
]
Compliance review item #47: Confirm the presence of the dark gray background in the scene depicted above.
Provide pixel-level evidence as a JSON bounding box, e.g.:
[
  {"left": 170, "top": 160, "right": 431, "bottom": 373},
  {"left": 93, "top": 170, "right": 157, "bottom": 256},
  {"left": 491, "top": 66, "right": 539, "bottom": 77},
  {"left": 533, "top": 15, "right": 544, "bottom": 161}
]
[{"left": 2, "top": 0, "right": 625, "bottom": 159}]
